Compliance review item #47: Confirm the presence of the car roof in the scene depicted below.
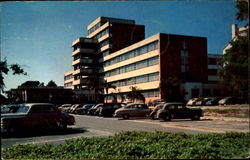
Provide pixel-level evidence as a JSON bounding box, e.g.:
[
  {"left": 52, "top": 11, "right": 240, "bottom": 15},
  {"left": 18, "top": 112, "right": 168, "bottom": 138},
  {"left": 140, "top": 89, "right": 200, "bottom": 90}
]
[
  {"left": 164, "top": 102, "right": 183, "bottom": 105},
  {"left": 22, "top": 103, "right": 54, "bottom": 107}
]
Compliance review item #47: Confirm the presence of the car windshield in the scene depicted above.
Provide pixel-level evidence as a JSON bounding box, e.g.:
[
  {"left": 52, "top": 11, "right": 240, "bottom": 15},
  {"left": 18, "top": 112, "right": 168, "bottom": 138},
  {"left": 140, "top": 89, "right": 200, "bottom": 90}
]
[{"left": 14, "top": 105, "right": 30, "bottom": 113}]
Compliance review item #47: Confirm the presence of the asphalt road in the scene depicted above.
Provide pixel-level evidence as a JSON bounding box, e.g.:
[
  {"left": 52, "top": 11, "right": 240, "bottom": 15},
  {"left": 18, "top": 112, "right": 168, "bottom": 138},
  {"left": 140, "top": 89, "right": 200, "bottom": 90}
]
[{"left": 1, "top": 114, "right": 249, "bottom": 149}]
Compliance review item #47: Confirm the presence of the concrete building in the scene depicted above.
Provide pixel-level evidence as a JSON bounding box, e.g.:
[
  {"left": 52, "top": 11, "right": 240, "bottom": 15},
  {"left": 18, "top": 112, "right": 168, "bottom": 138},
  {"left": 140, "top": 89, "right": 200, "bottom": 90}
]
[
  {"left": 223, "top": 24, "right": 248, "bottom": 54},
  {"left": 104, "top": 33, "right": 208, "bottom": 102},
  {"left": 64, "top": 16, "right": 224, "bottom": 103},
  {"left": 64, "top": 17, "right": 145, "bottom": 102}
]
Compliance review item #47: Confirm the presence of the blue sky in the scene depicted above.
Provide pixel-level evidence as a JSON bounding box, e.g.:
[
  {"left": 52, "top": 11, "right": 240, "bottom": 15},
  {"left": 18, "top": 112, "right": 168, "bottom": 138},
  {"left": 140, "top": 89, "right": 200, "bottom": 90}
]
[{"left": 1, "top": 1, "right": 241, "bottom": 91}]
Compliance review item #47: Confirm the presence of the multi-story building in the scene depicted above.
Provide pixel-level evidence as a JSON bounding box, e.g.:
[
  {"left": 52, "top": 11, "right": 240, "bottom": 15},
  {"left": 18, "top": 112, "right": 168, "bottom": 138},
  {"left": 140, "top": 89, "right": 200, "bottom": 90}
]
[
  {"left": 64, "top": 17, "right": 145, "bottom": 102},
  {"left": 64, "top": 16, "right": 224, "bottom": 103},
  {"left": 104, "top": 33, "right": 208, "bottom": 102}
]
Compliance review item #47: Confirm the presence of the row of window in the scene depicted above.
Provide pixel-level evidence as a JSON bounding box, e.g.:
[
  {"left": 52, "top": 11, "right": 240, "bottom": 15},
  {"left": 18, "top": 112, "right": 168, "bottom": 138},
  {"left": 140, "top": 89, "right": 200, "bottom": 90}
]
[
  {"left": 103, "top": 41, "right": 158, "bottom": 67},
  {"left": 88, "top": 22, "right": 101, "bottom": 35},
  {"left": 64, "top": 74, "right": 73, "bottom": 80},
  {"left": 93, "top": 28, "right": 109, "bottom": 39},
  {"left": 110, "top": 72, "right": 159, "bottom": 87},
  {"left": 64, "top": 82, "right": 73, "bottom": 87},
  {"left": 105, "top": 56, "right": 159, "bottom": 77},
  {"left": 105, "top": 89, "right": 159, "bottom": 100},
  {"left": 100, "top": 39, "right": 110, "bottom": 48}
]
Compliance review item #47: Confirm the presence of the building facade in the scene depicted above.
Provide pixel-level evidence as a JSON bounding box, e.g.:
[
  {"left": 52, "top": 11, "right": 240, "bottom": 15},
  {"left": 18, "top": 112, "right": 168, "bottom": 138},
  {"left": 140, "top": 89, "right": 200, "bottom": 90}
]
[{"left": 64, "top": 16, "right": 224, "bottom": 103}]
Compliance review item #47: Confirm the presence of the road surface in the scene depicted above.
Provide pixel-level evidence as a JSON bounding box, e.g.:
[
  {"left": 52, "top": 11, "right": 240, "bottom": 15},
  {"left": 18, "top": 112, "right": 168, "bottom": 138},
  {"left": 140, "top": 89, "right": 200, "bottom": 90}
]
[{"left": 1, "top": 114, "right": 249, "bottom": 149}]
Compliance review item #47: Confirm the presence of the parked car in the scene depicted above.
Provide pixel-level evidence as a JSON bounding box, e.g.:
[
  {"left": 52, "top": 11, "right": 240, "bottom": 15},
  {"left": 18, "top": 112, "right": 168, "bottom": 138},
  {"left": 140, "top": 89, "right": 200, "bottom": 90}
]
[
  {"left": 1, "top": 104, "right": 20, "bottom": 114},
  {"left": 156, "top": 102, "right": 203, "bottom": 121},
  {"left": 205, "top": 97, "right": 222, "bottom": 106},
  {"left": 1, "top": 103, "right": 75, "bottom": 133},
  {"left": 151, "top": 99, "right": 165, "bottom": 107},
  {"left": 75, "top": 104, "right": 95, "bottom": 115},
  {"left": 98, "top": 103, "right": 126, "bottom": 117},
  {"left": 148, "top": 103, "right": 165, "bottom": 120},
  {"left": 58, "top": 104, "right": 72, "bottom": 113},
  {"left": 186, "top": 98, "right": 200, "bottom": 106},
  {"left": 113, "top": 103, "right": 151, "bottom": 119},
  {"left": 194, "top": 97, "right": 213, "bottom": 106},
  {"left": 87, "top": 103, "right": 104, "bottom": 115},
  {"left": 218, "top": 97, "right": 243, "bottom": 105},
  {"left": 69, "top": 103, "right": 86, "bottom": 114}
]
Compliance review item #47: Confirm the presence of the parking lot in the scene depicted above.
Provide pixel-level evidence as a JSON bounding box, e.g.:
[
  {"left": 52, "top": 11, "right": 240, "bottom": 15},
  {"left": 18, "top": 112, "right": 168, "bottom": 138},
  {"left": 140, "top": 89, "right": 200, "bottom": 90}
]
[{"left": 1, "top": 113, "right": 249, "bottom": 149}]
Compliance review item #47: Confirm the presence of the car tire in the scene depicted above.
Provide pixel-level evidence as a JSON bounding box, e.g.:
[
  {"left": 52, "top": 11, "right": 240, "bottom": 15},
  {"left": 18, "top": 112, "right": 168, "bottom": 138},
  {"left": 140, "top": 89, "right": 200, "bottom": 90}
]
[
  {"left": 56, "top": 121, "right": 67, "bottom": 130},
  {"left": 163, "top": 115, "right": 171, "bottom": 121},
  {"left": 122, "top": 114, "right": 130, "bottom": 119},
  {"left": 150, "top": 113, "right": 157, "bottom": 120},
  {"left": 191, "top": 115, "right": 200, "bottom": 121}
]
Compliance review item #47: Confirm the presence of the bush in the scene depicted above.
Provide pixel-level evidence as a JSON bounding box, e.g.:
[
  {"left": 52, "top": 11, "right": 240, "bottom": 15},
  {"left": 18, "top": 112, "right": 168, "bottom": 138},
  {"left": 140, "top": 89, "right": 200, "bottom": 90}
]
[{"left": 2, "top": 131, "right": 249, "bottom": 159}]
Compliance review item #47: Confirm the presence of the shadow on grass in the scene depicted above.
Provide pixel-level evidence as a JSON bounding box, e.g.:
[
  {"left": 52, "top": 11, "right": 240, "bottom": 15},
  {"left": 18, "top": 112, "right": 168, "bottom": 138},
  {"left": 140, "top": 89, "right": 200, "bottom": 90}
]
[{"left": 1, "top": 127, "right": 87, "bottom": 139}]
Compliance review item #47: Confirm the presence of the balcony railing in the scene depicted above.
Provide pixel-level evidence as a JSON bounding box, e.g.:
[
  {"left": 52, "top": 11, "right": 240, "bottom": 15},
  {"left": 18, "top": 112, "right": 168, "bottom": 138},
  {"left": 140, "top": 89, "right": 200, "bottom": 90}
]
[
  {"left": 72, "top": 58, "right": 94, "bottom": 66},
  {"left": 72, "top": 48, "right": 97, "bottom": 56}
]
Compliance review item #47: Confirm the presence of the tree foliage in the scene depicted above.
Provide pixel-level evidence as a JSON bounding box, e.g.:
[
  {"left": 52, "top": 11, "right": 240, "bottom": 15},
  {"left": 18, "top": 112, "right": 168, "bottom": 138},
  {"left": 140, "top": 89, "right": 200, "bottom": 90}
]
[
  {"left": 219, "top": 36, "right": 248, "bottom": 99},
  {"left": 126, "top": 86, "right": 145, "bottom": 103},
  {"left": 235, "top": 0, "right": 249, "bottom": 22},
  {"left": 160, "top": 77, "right": 182, "bottom": 102},
  {"left": 46, "top": 80, "right": 57, "bottom": 87},
  {"left": 0, "top": 59, "right": 27, "bottom": 93}
]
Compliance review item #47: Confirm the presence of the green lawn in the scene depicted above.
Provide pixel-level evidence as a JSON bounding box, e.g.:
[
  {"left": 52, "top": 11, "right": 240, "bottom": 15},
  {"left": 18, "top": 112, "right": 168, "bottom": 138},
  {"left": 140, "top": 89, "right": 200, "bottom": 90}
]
[{"left": 2, "top": 131, "right": 249, "bottom": 159}]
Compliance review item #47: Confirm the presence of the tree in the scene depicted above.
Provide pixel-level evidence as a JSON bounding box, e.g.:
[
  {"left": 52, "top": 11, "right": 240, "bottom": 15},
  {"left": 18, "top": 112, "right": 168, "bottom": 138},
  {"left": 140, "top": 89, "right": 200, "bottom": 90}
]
[
  {"left": 219, "top": 36, "right": 248, "bottom": 100},
  {"left": 126, "top": 86, "right": 145, "bottom": 103},
  {"left": 235, "top": 0, "right": 249, "bottom": 22},
  {"left": 102, "top": 80, "right": 116, "bottom": 102},
  {"left": 218, "top": 0, "right": 249, "bottom": 101},
  {"left": 0, "top": 58, "right": 27, "bottom": 93},
  {"left": 160, "top": 77, "right": 182, "bottom": 102},
  {"left": 19, "top": 81, "right": 40, "bottom": 88},
  {"left": 86, "top": 75, "right": 104, "bottom": 103},
  {"left": 46, "top": 80, "right": 57, "bottom": 87}
]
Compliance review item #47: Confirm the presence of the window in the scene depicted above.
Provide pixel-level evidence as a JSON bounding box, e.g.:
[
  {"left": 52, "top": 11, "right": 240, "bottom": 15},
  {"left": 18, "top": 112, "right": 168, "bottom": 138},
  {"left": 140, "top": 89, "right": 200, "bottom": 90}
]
[
  {"left": 136, "top": 60, "right": 147, "bottom": 70},
  {"left": 148, "top": 57, "right": 158, "bottom": 66},
  {"left": 103, "top": 41, "right": 158, "bottom": 67}
]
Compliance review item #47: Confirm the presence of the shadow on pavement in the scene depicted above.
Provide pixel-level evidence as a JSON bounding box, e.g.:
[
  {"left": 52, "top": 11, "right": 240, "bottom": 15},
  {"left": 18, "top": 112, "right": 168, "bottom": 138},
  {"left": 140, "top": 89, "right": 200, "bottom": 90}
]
[{"left": 1, "top": 127, "right": 87, "bottom": 139}]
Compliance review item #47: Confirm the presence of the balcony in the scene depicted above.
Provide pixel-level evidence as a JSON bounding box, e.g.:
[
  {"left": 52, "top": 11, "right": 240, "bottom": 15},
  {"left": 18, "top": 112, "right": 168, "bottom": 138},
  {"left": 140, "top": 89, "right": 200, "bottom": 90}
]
[
  {"left": 73, "top": 68, "right": 95, "bottom": 75},
  {"left": 98, "top": 33, "right": 110, "bottom": 43},
  {"left": 100, "top": 44, "right": 111, "bottom": 52},
  {"left": 73, "top": 79, "right": 89, "bottom": 85},
  {"left": 72, "top": 58, "right": 94, "bottom": 66},
  {"left": 72, "top": 48, "right": 97, "bottom": 56},
  {"left": 72, "top": 38, "right": 98, "bottom": 47}
]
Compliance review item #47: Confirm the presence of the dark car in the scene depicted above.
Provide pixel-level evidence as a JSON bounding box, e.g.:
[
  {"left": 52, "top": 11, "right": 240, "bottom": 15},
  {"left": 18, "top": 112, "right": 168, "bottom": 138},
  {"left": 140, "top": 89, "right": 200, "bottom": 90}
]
[
  {"left": 75, "top": 104, "right": 95, "bottom": 115},
  {"left": 1, "top": 103, "right": 75, "bottom": 133},
  {"left": 148, "top": 103, "right": 165, "bottom": 120},
  {"left": 205, "top": 97, "right": 222, "bottom": 106},
  {"left": 194, "top": 97, "right": 213, "bottom": 106},
  {"left": 98, "top": 103, "right": 126, "bottom": 117},
  {"left": 69, "top": 103, "right": 86, "bottom": 114},
  {"left": 218, "top": 97, "right": 244, "bottom": 105},
  {"left": 58, "top": 104, "right": 72, "bottom": 113},
  {"left": 114, "top": 103, "right": 151, "bottom": 119},
  {"left": 156, "top": 102, "right": 203, "bottom": 121},
  {"left": 87, "top": 103, "right": 104, "bottom": 115}
]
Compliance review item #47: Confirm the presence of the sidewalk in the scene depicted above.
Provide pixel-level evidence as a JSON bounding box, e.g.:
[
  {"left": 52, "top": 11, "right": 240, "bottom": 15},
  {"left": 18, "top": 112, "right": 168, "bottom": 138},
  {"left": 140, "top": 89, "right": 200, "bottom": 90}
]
[{"left": 202, "top": 116, "right": 249, "bottom": 122}]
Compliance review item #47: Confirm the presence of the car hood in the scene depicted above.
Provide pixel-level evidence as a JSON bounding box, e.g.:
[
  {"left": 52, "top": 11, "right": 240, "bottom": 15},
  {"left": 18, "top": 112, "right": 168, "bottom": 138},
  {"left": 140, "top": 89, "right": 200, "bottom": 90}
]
[{"left": 1, "top": 113, "right": 28, "bottom": 119}]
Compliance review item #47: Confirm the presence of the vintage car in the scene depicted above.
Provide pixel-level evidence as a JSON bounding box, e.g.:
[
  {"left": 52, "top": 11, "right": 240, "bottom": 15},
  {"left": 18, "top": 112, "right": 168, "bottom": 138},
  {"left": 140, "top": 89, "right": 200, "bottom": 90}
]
[
  {"left": 156, "top": 102, "right": 203, "bottom": 121},
  {"left": 148, "top": 103, "right": 165, "bottom": 120},
  {"left": 98, "top": 103, "right": 126, "bottom": 117},
  {"left": 1, "top": 103, "right": 75, "bottom": 133},
  {"left": 113, "top": 103, "right": 151, "bottom": 119}
]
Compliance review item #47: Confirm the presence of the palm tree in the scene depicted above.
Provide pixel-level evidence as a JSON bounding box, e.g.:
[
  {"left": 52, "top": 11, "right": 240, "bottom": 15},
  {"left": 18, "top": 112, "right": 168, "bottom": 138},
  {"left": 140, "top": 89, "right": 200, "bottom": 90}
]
[
  {"left": 86, "top": 74, "right": 103, "bottom": 103},
  {"left": 102, "top": 80, "right": 116, "bottom": 103},
  {"left": 126, "top": 86, "right": 145, "bottom": 103}
]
